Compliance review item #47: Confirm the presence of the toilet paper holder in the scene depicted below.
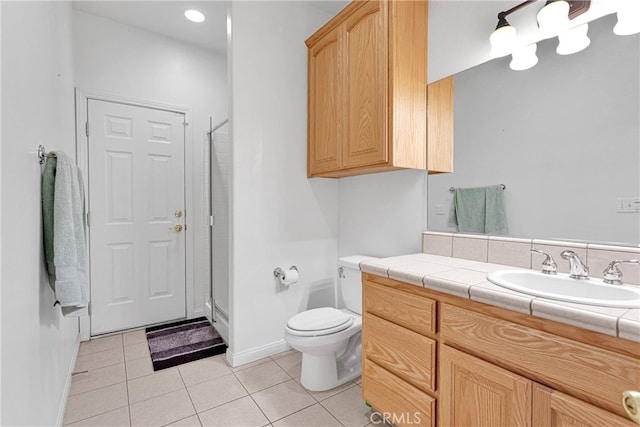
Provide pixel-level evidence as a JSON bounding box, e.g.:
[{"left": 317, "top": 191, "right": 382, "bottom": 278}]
[{"left": 274, "top": 265, "right": 298, "bottom": 280}]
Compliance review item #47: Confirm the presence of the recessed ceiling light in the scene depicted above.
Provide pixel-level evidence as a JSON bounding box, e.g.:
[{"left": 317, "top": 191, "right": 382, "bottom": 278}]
[{"left": 185, "top": 9, "right": 205, "bottom": 23}]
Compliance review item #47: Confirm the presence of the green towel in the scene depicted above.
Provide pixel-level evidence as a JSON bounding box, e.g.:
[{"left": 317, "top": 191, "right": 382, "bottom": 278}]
[
  {"left": 449, "top": 185, "right": 508, "bottom": 234},
  {"left": 42, "top": 152, "right": 88, "bottom": 316}
]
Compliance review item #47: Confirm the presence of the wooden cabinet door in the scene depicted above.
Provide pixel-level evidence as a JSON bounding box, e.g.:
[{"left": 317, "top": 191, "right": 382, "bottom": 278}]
[
  {"left": 427, "top": 76, "right": 454, "bottom": 174},
  {"left": 533, "top": 384, "right": 636, "bottom": 427},
  {"left": 440, "top": 345, "right": 532, "bottom": 427},
  {"left": 341, "top": 0, "right": 388, "bottom": 169},
  {"left": 308, "top": 29, "right": 341, "bottom": 176}
]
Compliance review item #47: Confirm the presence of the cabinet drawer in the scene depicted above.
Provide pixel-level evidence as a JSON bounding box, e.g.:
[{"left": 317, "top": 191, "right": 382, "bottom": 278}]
[
  {"left": 363, "top": 358, "right": 435, "bottom": 427},
  {"left": 363, "top": 313, "right": 436, "bottom": 392},
  {"left": 363, "top": 281, "right": 436, "bottom": 335},
  {"left": 441, "top": 303, "right": 640, "bottom": 417}
]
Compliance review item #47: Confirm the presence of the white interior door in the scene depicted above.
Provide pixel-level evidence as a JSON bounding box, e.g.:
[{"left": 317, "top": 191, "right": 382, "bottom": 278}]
[{"left": 88, "top": 99, "right": 186, "bottom": 335}]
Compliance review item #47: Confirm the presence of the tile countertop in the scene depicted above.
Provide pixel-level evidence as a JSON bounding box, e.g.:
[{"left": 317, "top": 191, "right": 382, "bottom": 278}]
[{"left": 360, "top": 253, "right": 640, "bottom": 343}]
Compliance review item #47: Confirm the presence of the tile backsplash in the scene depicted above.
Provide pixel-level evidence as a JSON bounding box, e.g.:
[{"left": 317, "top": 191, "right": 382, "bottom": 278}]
[{"left": 422, "top": 232, "right": 640, "bottom": 286}]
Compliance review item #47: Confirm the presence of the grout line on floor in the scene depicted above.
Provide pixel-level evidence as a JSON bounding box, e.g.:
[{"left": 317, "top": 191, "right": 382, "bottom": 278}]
[
  {"left": 232, "top": 369, "right": 272, "bottom": 422},
  {"left": 267, "top": 399, "right": 319, "bottom": 424},
  {"left": 173, "top": 363, "right": 200, "bottom": 421},
  {"left": 126, "top": 382, "right": 187, "bottom": 408},
  {"left": 64, "top": 402, "right": 130, "bottom": 426},
  {"left": 126, "top": 379, "right": 132, "bottom": 427},
  {"left": 68, "top": 378, "right": 128, "bottom": 399}
]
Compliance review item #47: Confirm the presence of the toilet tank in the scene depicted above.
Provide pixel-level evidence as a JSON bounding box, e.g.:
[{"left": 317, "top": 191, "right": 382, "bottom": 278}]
[{"left": 338, "top": 255, "right": 378, "bottom": 315}]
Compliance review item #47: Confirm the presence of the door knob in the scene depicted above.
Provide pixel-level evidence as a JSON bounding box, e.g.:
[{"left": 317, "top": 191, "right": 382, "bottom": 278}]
[
  {"left": 174, "top": 224, "right": 183, "bottom": 232},
  {"left": 622, "top": 391, "right": 640, "bottom": 423},
  {"left": 175, "top": 210, "right": 183, "bottom": 218}
]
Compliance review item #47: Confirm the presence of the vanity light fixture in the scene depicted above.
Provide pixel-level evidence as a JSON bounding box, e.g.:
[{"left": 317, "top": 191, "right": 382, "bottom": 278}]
[
  {"left": 184, "top": 9, "right": 205, "bottom": 23},
  {"left": 490, "top": 0, "right": 593, "bottom": 71}
]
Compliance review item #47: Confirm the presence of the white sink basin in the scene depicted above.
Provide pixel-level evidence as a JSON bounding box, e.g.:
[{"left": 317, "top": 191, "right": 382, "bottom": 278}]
[{"left": 487, "top": 270, "right": 640, "bottom": 308}]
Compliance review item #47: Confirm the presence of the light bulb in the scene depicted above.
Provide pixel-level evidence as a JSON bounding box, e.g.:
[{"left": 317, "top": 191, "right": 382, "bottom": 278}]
[
  {"left": 537, "top": 0, "right": 570, "bottom": 39},
  {"left": 510, "top": 44, "right": 538, "bottom": 71},
  {"left": 557, "top": 24, "right": 590, "bottom": 55},
  {"left": 614, "top": 0, "right": 640, "bottom": 35},
  {"left": 490, "top": 25, "right": 517, "bottom": 58}
]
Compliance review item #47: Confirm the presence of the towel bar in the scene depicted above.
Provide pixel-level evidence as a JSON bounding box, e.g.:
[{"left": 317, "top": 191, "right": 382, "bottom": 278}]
[{"left": 450, "top": 184, "right": 506, "bottom": 193}]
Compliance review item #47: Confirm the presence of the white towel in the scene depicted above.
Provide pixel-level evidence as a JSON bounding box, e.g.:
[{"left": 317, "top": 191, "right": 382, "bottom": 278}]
[{"left": 42, "top": 152, "right": 89, "bottom": 317}]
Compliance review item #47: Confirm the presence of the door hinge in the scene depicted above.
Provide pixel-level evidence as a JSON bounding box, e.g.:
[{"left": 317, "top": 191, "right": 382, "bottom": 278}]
[
  {"left": 86, "top": 212, "right": 90, "bottom": 227},
  {"left": 184, "top": 224, "right": 188, "bottom": 231},
  {"left": 85, "top": 122, "right": 89, "bottom": 137},
  {"left": 182, "top": 122, "right": 189, "bottom": 127},
  {"left": 210, "top": 215, "right": 215, "bottom": 226}
]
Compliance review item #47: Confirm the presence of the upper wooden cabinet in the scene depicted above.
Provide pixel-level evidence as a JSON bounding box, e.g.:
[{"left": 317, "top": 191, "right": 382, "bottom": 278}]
[
  {"left": 427, "top": 76, "right": 454, "bottom": 174},
  {"left": 307, "top": 0, "right": 452, "bottom": 178}
]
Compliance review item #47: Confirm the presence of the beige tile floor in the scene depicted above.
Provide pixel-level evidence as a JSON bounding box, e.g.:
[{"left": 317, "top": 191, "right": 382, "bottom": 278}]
[{"left": 64, "top": 330, "right": 375, "bottom": 427}]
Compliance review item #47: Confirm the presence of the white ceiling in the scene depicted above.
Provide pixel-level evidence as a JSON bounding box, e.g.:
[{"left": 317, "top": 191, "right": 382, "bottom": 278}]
[{"left": 72, "top": 1, "right": 348, "bottom": 54}]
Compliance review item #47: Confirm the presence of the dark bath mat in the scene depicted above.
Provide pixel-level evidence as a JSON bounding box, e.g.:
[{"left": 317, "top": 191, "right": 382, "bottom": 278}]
[{"left": 146, "top": 317, "right": 226, "bottom": 371}]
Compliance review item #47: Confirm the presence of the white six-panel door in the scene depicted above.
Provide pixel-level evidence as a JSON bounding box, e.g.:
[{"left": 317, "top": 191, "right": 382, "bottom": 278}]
[{"left": 88, "top": 99, "right": 186, "bottom": 335}]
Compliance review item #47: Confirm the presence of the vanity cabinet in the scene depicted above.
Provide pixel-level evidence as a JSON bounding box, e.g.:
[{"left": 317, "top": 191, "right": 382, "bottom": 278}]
[
  {"left": 361, "top": 273, "right": 640, "bottom": 427},
  {"left": 307, "top": 0, "right": 452, "bottom": 178}
]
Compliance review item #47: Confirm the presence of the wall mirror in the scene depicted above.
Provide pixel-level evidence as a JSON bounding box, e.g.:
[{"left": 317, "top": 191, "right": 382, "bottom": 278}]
[{"left": 427, "top": 14, "right": 639, "bottom": 246}]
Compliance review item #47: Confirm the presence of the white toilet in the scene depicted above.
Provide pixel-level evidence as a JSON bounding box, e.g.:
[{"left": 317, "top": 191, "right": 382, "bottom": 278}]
[{"left": 284, "top": 255, "right": 376, "bottom": 392}]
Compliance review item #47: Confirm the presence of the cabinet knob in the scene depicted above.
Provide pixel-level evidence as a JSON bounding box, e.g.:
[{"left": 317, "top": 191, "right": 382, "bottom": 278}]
[{"left": 622, "top": 391, "right": 640, "bottom": 424}]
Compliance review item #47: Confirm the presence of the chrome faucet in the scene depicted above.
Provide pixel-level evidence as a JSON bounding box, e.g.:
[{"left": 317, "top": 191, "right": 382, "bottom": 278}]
[
  {"left": 560, "top": 250, "right": 589, "bottom": 280},
  {"left": 603, "top": 259, "right": 640, "bottom": 285}
]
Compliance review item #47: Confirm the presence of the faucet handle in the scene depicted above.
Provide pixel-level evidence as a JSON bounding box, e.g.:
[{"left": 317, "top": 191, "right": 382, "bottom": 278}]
[
  {"left": 530, "top": 249, "right": 557, "bottom": 275},
  {"left": 603, "top": 259, "right": 640, "bottom": 285}
]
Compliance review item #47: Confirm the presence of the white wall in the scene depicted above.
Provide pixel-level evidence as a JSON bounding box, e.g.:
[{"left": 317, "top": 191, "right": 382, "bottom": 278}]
[
  {"left": 338, "top": 171, "right": 428, "bottom": 258},
  {"left": 1, "top": 2, "right": 80, "bottom": 425},
  {"left": 228, "top": 1, "right": 338, "bottom": 363},
  {"left": 72, "top": 10, "right": 228, "bottom": 318}
]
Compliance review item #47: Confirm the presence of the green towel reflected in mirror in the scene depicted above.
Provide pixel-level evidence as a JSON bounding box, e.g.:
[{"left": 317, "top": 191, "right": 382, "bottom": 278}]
[{"left": 449, "top": 185, "right": 508, "bottom": 234}]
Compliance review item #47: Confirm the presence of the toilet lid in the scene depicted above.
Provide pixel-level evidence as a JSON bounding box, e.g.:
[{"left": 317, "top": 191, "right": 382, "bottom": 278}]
[{"left": 287, "top": 307, "right": 353, "bottom": 335}]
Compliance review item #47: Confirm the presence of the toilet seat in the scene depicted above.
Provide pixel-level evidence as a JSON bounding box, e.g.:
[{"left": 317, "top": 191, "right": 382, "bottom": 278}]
[{"left": 286, "top": 307, "right": 354, "bottom": 337}]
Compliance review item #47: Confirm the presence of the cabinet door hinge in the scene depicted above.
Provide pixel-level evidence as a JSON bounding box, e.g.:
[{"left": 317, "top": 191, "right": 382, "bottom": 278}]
[
  {"left": 210, "top": 215, "right": 215, "bottom": 226},
  {"left": 86, "top": 212, "right": 91, "bottom": 227},
  {"left": 85, "top": 122, "right": 89, "bottom": 137}
]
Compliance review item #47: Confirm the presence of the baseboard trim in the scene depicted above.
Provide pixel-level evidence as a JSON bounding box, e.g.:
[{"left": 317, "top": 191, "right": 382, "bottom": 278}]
[
  {"left": 57, "top": 332, "right": 81, "bottom": 426},
  {"left": 226, "top": 339, "right": 290, "bottom": 368}
]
